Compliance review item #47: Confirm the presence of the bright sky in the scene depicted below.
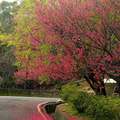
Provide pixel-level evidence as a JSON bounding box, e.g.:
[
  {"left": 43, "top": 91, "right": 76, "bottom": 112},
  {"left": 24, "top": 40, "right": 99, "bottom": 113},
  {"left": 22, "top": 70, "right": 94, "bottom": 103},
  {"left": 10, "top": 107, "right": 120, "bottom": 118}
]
[{"left": 0, "top": 0, "right": 17, "bottom": 3}]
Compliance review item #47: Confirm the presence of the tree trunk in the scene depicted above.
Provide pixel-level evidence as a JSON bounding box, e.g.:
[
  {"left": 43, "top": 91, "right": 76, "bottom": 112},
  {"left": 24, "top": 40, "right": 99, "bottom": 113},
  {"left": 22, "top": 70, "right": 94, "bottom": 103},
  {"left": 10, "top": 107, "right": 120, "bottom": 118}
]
[{"left": 84, "top": 73, "right": 106, "bottom": 96}]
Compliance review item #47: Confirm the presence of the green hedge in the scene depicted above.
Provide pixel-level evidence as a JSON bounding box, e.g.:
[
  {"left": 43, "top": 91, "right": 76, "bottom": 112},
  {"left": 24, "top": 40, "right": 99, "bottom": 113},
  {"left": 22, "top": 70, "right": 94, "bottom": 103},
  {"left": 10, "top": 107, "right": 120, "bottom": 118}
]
[{"left": 61, "top": 83, "right": 120, "bottom": 120}]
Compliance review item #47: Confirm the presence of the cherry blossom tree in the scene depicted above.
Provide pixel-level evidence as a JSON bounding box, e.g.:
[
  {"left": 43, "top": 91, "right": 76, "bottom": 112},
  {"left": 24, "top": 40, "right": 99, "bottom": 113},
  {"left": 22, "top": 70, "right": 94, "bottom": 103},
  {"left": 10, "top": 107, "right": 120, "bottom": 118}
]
[{"left": 15, "top": 0, "right": 120, "bottom": 95}]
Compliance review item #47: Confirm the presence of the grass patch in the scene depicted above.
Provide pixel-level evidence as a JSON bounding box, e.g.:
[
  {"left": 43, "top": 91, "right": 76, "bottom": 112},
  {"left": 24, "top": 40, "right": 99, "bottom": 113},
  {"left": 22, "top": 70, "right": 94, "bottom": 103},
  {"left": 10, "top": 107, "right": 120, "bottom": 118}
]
[
  {"left": 54, "top": 103, "right": 91, "bottom": 120},
  {"left": 59, "top": 103, "right": 79, "bottom": 116}
]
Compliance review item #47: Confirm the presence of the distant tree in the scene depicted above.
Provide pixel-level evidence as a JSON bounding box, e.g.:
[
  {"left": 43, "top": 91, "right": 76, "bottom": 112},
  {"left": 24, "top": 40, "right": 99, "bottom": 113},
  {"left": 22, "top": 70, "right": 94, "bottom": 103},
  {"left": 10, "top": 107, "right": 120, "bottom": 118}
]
[
  {"left": 0, "top": 42, "right": 16, "bottom": 88},
  {"left": 0, "top": 1, "right": 19, "bottom": 88},
  {"left": 0, "top": 1, "right": 18, "bottom": 33},
  {"left": 14, "top": 0, "right": 49, "bottom": 85}
]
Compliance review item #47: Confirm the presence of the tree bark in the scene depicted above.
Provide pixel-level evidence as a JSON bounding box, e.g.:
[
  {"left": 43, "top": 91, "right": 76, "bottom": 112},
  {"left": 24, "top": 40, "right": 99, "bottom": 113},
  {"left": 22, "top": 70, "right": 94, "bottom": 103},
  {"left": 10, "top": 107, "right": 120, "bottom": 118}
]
[{"left": 84, "top": 73, "right": 106, "bottom": 96}]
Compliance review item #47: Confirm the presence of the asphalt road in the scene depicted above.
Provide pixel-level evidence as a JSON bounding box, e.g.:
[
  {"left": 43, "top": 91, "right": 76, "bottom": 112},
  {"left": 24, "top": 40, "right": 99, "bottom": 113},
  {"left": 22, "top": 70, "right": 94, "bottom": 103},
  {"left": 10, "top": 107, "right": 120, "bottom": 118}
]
[{"left": 0, "top": 96, "right": 58, "bottom": 120}]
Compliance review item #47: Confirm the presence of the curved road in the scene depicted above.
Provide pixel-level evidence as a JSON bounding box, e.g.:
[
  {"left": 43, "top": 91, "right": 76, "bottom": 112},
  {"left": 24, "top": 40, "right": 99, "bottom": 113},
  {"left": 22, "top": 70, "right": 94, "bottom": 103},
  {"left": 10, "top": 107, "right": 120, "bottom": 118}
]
[{"left": 0, "top": 96, "right": 58, "bottom": 120}]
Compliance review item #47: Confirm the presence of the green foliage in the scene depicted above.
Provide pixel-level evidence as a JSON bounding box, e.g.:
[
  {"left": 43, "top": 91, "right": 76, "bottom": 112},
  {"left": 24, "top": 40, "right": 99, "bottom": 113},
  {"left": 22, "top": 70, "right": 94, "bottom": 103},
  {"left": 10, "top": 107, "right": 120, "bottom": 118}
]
[
  {"left": 0, "top": 43, "right": 16, "bottom": 83},
  {"left": 38, "top": 75, "right": 49, "bottom": 84},
  {"left": 40, "top": 44, "right": 51, "bottom": 55},
  {"left": 41, "top": 0, "right": 48, "bottom": 5},
  {"left": 0, "top": 1, "right": 18, "bottom": 33},
  {"left": 91, "top": 14, "right": 101, "bottom": 24},
  {"left": 54, "top": 108, "right": 67, "bottom": 120},
  {"left": 60, "top": 83, "right": 80, "bottom": 102},
  {"left": 0, "top": 78, "right": 16, "bottom": 88},
  {"left": 62, "top": 103, "right": 79, "bottom": 115},
  {"left": 14, "top": 0, "right": 45, "bottom": 70},
  {"left": 61, "top": 84, "right": 120, "bottom": 120},
  {"left": 0, "top": 1, "right": 19, "bottom": 87},
  {"left": 85, "top": 96, "right": 120, "bottom": 120},
  {"left": 54, "top": 103, "right": 91, "bottom": 120},
  {"left": 14, "top": 61, "right": 22, "bottom": 68}
]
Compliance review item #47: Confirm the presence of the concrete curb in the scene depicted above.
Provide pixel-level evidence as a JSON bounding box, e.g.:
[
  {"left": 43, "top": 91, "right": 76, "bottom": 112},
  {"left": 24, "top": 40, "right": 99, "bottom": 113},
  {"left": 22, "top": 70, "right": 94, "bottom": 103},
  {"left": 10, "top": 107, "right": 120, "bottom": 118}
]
[
  {"left": 37, "top": 102, "right": 54, "bottom": 120},
  {"left": 37, "top": 100, "right": 63, "bottom": 120}
]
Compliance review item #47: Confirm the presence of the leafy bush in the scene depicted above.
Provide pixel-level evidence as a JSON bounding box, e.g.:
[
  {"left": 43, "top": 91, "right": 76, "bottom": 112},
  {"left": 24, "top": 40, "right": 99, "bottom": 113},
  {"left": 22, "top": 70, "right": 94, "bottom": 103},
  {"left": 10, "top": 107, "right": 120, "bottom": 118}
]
[
  {"left": 61, "top": 83, "right": 120, "bottom": 120},
  {"left": 85, "top": 96, "right": 117, "bottom": 120},
  {"left": 60, "top": 83, "right": 80, "bottom": 102}
]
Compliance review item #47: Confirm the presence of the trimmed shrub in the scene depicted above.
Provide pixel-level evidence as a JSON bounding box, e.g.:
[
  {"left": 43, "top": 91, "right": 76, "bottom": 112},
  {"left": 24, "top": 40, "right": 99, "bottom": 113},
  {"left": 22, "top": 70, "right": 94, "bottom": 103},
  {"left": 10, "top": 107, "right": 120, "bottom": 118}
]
[
  {"left": 60, "top": 83, "right": 80, "bottom": 102},
  {"left": 61, "top": 83, "right": 120, "bottom": 120}
]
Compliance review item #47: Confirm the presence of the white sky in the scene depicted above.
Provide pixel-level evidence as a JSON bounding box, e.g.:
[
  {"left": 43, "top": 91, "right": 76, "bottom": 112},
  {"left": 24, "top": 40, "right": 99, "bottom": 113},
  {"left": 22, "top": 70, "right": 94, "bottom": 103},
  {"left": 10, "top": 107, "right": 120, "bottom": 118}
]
[{"left": 0, "top": 0, "right": 17, "bottom": 3}]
